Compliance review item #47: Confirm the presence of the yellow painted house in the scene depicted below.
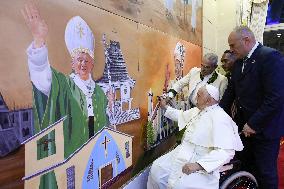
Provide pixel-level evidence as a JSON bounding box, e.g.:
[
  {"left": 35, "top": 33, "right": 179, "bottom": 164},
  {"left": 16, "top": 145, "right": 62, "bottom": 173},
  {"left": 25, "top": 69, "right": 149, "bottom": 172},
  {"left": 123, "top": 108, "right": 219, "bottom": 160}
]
[{"left": 22, "top": 117, "right": 133, "bottom": 189}]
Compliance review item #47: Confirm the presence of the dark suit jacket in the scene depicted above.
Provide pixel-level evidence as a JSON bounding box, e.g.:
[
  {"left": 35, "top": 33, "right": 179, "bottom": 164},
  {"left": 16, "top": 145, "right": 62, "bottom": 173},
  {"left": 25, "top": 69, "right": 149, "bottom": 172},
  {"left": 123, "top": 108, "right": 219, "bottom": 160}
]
[{"left": 220, "top": 44, "right": 284, "bottom": 140}]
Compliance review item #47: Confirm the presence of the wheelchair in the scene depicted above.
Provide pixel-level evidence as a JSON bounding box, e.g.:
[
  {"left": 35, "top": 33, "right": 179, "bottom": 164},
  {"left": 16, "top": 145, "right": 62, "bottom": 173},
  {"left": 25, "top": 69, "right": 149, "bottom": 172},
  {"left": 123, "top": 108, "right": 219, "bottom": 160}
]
[{"left": 219, "top": 159, "right": 258, "bottom": 189}]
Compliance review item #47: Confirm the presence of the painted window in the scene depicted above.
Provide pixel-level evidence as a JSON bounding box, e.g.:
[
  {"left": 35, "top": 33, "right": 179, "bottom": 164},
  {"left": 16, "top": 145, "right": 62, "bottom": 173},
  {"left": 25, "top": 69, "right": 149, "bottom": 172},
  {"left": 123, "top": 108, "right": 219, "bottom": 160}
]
[
  {"left": 10, "top": 114, "right": 14, "bottom": 123},
  {"left": 22, "top": 127, "right": 30, "bottom": 137},
  {"left": 66, "top": 166, "right": 75, "bottom": 189},
  {"left": 37, "top": 130, "right": 56, "bottom": 160},
  {"left": 125, "top": 141, "right": 130, "bottom": 158},
  {"left": 22, "top": 112, "right": 29, "bottom": 122}
]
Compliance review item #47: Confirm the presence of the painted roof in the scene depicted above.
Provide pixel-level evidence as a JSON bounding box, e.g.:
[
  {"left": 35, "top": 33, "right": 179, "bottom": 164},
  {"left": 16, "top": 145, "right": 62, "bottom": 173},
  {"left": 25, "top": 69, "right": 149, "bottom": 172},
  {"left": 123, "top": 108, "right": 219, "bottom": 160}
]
[{"left": 97, "top": 41, "right": 134, "bottom": 84}]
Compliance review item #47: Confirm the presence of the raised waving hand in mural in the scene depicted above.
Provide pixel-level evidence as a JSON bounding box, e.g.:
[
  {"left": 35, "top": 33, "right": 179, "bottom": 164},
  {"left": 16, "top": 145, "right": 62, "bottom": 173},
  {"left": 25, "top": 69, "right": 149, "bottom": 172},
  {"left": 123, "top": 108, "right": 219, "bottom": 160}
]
[{"left": 21, "top": 2, "right": 48, "bottom": 48}]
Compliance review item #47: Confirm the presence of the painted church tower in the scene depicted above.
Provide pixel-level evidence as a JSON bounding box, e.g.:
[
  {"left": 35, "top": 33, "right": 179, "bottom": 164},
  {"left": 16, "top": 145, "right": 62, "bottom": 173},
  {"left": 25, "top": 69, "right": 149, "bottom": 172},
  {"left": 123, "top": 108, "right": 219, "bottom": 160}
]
[{"left": 97, "top": 35, "right": 140, "bottom": 126}]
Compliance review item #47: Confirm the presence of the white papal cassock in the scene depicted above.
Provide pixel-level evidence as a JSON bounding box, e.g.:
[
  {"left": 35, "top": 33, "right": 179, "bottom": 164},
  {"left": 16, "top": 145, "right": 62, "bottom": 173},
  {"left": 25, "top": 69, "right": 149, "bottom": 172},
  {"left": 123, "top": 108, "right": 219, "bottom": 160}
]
[{"left": 147, "top": 104, "right": 243, "bottom": 189}]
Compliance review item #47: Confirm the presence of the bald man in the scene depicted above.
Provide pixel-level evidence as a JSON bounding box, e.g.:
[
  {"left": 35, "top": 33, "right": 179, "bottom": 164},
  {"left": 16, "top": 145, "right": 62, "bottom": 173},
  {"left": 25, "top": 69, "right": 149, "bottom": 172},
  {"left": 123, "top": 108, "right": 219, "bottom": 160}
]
[
  {"left": 220, "top": 26, "right": 284, "bottom": 189},
  {"left": 147, "top": 85, "right": 243, "bottom": 189}
]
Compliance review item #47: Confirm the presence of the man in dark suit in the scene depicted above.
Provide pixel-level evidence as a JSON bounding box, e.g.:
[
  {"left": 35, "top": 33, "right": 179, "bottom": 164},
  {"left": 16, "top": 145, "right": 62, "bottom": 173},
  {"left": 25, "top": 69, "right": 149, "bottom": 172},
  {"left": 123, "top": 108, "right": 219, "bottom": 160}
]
[
  {"left": 221, "top": 50, "right": 236, "bottom": 79},
  {"left": 220, "top": 26, "right": 284, "bottom": 189}
]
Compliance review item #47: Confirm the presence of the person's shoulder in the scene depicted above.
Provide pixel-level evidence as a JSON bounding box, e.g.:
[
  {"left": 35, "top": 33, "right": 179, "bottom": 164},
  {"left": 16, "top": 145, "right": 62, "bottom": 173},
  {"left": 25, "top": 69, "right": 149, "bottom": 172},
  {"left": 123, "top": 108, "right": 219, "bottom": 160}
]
[
  {"left": 255, "top": 45, "right": 284, "bottom": 68},
  {"left": 187, "top": 67, "right": 200, "bottom": 77},
  {"left": 216, "top": 71, "right": 226, "bottom": 79},
  {"left": 211, "top": 105, "right": 231, "bottom": 120},
  {"left": 214, "top": 71, "right": 227, "bottom": 83},
  {"left": 190, "top": 67, "right": 201, "bottom": 73},
  {"left": 191, "top": 107, "right": 199, "bottom": 113},
  {"left": 259, "top": 45, "right": 277, "bottom": 54},
  {"left": 184, "top": 107, "right": 200, "bottom": 118},
  {"left": 256, "top": 45, "right": 282, "bottom": 59},
  {"left": 51, "top": 67, "right": 68, "bottom": 81}
]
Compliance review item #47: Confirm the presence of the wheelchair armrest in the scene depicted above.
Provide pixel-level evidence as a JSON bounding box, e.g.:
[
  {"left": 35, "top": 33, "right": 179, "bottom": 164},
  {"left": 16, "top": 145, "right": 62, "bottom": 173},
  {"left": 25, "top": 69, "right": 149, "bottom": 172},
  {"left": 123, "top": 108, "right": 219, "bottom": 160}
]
[
  {"left": 223, "top": 159, "right": 241, "bottom": 167},
  {"left": 220, "top": 159, "right": 242, "bottom": 173}
]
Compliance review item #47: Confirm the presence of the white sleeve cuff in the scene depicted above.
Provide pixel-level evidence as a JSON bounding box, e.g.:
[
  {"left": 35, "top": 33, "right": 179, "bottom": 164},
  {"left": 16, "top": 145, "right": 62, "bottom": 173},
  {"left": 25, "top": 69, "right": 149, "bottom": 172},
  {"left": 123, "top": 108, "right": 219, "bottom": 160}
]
[
  {"left": 168, "top": 92, "right": 174, "bottom": 98},
  {"left": 27, "top": 42, "right": 49, "bottom": 69}
]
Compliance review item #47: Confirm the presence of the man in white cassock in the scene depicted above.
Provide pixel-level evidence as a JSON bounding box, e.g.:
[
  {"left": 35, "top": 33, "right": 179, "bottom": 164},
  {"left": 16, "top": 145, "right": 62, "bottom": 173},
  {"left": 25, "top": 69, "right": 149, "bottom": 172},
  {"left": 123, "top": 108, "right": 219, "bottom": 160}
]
[
  {"left": 147, "top": 85, "right": 243, "bottom": 189},
  {"left": 168, "top": 53, "right": 228, "bottom": 109}
]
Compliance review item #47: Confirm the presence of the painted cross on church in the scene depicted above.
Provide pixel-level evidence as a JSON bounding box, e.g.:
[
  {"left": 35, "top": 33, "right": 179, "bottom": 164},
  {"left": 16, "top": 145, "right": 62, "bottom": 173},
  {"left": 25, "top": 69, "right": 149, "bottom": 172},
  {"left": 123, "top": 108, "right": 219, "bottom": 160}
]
[{"left": 101, "top": 135, "right": 111, "bottom": 158}]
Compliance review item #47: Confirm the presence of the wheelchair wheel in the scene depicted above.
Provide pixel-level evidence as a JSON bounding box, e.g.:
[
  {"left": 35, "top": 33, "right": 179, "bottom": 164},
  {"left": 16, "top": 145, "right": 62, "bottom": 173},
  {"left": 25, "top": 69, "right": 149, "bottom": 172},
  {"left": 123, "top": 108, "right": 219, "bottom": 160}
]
[{"left": 220, "top": 171, "right": 258, "bottom": 189}]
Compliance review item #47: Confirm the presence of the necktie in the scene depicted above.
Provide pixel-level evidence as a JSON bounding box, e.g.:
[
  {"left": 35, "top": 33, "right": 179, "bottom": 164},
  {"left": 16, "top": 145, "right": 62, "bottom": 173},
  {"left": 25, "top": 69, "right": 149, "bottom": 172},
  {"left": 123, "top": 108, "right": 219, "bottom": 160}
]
[{"left": 241, "top": 57, "right": 248, "bottom": 73}]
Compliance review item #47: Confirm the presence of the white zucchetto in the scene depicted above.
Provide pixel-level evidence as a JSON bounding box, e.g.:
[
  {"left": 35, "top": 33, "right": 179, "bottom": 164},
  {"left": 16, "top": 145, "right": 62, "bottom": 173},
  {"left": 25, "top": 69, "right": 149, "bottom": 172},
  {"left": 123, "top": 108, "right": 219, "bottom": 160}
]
[{"left": 205, "top": 84, "right": 219, "bottom": 101}]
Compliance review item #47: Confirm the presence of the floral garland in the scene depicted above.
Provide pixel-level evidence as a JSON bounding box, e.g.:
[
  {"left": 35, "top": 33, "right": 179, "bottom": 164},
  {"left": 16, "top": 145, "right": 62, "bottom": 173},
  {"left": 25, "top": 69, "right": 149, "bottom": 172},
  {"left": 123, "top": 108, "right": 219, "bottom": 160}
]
[
  {"left": 200, "top": 71, "right": 218, "bottom": 84},
  {"left": 146, "top": 121, "right": 155, "bottom": 148}
]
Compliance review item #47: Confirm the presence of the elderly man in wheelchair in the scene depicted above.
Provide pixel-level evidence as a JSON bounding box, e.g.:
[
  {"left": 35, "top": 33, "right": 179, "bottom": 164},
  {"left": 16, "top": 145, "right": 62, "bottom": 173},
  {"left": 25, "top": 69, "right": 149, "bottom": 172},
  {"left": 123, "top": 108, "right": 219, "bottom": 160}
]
[{"left": 147, "top": 85, "right": 258, "bottom": 189}]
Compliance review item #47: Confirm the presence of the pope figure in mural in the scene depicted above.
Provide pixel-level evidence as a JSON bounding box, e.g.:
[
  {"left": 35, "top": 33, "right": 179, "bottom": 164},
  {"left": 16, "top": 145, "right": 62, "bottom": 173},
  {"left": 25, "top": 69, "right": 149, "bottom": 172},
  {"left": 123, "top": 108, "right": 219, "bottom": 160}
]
[
  {"left": 22, "top": 3, "right": 110, "bottom": 159},
  {"left": 168, "top": 42, "right": 188, "bottom": 110}
]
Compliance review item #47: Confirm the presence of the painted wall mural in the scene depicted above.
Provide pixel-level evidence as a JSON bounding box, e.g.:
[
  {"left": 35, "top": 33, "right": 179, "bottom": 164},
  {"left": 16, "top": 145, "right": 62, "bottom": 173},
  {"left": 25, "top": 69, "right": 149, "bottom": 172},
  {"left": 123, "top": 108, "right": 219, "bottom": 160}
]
[
  {"left": 0, "top": 0, "right": 202, "bottom": 188},
  {"left": 97, "top": 35, "right": 140, "bottom": 127},
  {"left": 82, "top": 0, "right": 202, "bottom": 45},
  {"left": 145, "top": 40, "right": 198, "bottom": 149}
]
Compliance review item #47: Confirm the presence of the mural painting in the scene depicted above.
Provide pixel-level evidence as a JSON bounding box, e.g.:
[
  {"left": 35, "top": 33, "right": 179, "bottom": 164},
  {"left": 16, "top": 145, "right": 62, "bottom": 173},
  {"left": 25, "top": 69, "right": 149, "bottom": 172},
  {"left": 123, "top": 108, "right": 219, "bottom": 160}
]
[
  {"left": 81, "top": 0, "right": 203, "bottom": 45},
  {"left": 0, "top": 0, "right": 202, "bottom": 188}
]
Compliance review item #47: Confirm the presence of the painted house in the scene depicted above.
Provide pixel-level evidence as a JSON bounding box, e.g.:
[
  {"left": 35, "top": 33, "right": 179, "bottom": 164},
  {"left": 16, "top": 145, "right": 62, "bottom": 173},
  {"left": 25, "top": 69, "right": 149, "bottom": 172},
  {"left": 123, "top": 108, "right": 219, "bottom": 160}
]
[
  {"left": 0, "top": 93, "right": 33, "bottom": 157},
  {"left": 23, "top": 117, "right": 133, "bottom": 189}
]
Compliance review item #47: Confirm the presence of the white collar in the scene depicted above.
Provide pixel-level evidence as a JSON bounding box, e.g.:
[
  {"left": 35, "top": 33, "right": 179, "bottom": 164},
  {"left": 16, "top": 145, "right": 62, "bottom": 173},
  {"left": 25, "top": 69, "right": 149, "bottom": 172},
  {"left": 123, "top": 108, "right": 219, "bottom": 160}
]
[
  {"left": 247, "top": 42, "right": 259, "bottom": 58},
  {"left": 202, "top": 104, "right": 218, "bottom": 112},
  {"left": 203, "top": 71, "right": 214, "bottom": 80},
  {"left": 69, "top": 73, "right": 96, "bottom": 96},
  {"left": 70, "top": 73, "right": 94, "bottom": 85},
  {"left": 70, "top": 72, "right": 76, "bottom": 79},
  {"left": 81, "top": 74, "right": 93, "bottom": 84}
]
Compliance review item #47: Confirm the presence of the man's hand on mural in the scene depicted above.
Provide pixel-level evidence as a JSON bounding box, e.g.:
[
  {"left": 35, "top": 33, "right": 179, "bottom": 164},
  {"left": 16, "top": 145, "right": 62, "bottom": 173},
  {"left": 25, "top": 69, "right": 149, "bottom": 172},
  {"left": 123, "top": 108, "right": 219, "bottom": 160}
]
[
  {"left": 22, "top": 2, "right": 48, "bottom": 48},
  {"left": 158, "top": 95, "right": 169, "bottom": 110}
]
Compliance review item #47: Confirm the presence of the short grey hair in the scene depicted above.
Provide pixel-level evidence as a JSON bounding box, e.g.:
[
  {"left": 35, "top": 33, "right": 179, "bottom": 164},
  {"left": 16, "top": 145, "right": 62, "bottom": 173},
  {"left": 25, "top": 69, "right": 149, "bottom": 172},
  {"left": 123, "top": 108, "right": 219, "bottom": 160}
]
[
  {"left": 203, "top": 53, "right": 218, "bottom": 66},
  {"left": 233, "top": 26, "right": 255, "bottom": 40}
]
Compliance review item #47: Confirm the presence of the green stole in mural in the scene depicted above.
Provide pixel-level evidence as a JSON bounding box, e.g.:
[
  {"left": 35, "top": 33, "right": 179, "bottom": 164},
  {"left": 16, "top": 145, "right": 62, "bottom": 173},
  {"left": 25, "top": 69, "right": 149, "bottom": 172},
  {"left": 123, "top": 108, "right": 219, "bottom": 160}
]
[{"left": 33, "top": 67, "right": 109, "bottom": 159}]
